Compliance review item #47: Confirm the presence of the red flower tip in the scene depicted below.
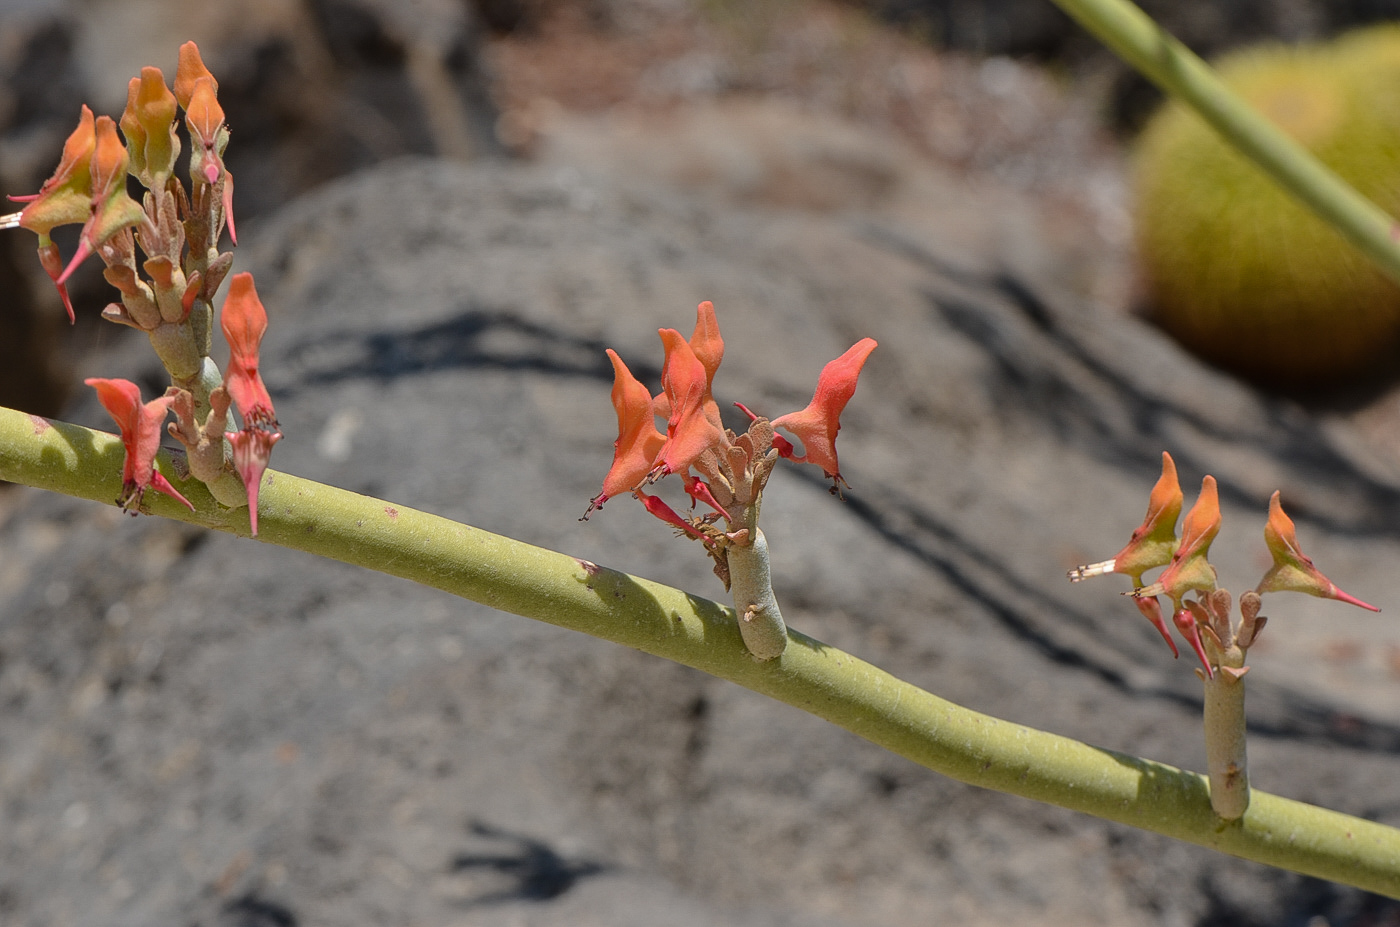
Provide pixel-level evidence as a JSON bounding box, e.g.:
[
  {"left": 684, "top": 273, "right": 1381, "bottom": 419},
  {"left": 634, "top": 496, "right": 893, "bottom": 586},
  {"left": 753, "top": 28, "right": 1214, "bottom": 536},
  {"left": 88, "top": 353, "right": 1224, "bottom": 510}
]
[
  {"left": 683, "top": 474, "right": 727, "bottom": 515},
  {"left": 1131, "top": 592, "right": 1179, "bottom": 658},
  {"left": 36, "top": 240, "right": 75, "bottom": 323},
  {"left": 636, "top": 490, "right": 707, "bottom": 541},
  {"left": 658, "top": 328, "right": 725, "bottom": 476},
  {"left": 1112, "top": 451, "right": 1183, "bottom": 583},
  {"left": 1257, "top": 492, "right": 1380, "bottom": 611},
  {"left": 220, "top": 273, "right": 275, "bottom": 421},
  {"left": 222, "top": 166, "right": 237, "bottom": 244},
  {"left": 229, "top": 426, "right": 281, "bottom": 536},
  {"left": 1172, "top": 606, "right": 1214, "bottom": 679},
  {"left": 85, "top": 377, "right": 193, "bottom": 513},
  {"left": 770, "top": 337, "right": 877, "bottom": 483},
  {"left": 598, "top": 348, "right": 665, "bottom": 501}
]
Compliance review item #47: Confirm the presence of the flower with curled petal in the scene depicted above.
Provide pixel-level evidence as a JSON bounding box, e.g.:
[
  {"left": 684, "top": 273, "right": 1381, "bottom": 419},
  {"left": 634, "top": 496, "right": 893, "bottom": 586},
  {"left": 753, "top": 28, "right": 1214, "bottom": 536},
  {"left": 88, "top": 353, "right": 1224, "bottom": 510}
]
[
  {"left": 583, "top": 349, "right": 667, "bottom": 517},
  {"left": 771, "top": 338, "right": 878, "bottom": 490},
  {"left": 1257, "top": 492, "right": 1378, "bottom": 610},
  {"left": 11, "top": 108, "right": 144, "bottom": 321},
  {"left": 86, "top": 377, "right": 193, "bottom": 513}
]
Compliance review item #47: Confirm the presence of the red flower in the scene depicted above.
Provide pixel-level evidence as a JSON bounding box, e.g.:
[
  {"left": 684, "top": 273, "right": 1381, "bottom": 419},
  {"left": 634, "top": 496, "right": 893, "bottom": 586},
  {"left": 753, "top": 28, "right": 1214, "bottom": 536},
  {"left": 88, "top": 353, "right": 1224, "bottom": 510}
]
[
  {"left": 771, "top": 337, "right": 878, "bottom": 485},
  {"left": 85, "top": 377, "right": 193, "bottom": 513},
  {"left": 1257, "top": 492, "right": 1378, "bottom": 610},
  {"left": 221, "top": 273, "right": 282, "bottom": 535}
]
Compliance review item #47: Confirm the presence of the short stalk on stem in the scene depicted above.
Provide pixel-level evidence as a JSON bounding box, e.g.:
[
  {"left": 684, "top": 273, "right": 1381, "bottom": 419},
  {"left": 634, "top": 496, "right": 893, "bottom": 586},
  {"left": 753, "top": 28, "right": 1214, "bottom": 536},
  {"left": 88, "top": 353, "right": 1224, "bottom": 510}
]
[
  {"left": 726, "top": 527, "right": 787, "bottom": 661},
  {"left": 1201, "top": 646, "right": 1249, "bottom": 821}
]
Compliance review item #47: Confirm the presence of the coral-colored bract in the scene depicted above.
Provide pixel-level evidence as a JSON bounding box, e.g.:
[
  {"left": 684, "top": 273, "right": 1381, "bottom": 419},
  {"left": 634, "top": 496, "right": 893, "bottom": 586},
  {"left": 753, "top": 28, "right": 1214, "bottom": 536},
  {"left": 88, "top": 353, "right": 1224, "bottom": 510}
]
[
  {"left": 771, "top": 337, "right": 878, "bottom": 486},
  {"left": 1258, "top": 492, "right": 1379, "bottom": 610},
  {"left": 1072, "top": 452, "right": 1379, "bottom": 680},
  {"left": 584, "top": 301, "right": 876, "bottom": 543},
  {"left": 593, "top": 349, "right": 666, "bottom": 509},
  {"left": 85, "top": 377, "right": 193, "bottom": 513},
  {"left": 5, "top": 42, "right": 275, "bottom": 540},
  {"left": 220, "top": 273, "right": 282, "bottom": 535}
]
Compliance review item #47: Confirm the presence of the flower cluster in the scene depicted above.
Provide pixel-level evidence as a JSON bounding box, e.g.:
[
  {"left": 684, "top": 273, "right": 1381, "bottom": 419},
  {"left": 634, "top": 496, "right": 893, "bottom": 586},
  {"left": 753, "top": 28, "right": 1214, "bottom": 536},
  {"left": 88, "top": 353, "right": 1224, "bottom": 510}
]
[
  {"left": 1070, "top": 452, "right": 1378, "bottom": 677},
  {"left": 3, "top": 43, "right": 278, "bottom": 535},
  {"left": 585, "top": 301, "right": 876, "bottom": 587}
]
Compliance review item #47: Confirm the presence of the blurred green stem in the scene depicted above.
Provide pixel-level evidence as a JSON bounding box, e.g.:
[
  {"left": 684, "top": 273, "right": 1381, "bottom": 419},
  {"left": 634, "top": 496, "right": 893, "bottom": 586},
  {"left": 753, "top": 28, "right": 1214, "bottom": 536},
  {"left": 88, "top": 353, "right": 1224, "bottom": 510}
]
[
  {"left": 1048, "top": 0, "right": 1400, "bottom": 284},
  {"left": 4, "top": 404, "right": 1400, "bottom": 894}
]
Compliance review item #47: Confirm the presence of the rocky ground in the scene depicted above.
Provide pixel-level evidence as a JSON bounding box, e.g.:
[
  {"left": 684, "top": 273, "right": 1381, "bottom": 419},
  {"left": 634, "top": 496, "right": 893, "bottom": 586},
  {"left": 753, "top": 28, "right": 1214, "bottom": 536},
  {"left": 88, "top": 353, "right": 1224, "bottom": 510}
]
[{"left": 7, "top": 2, "right": 1400, "bottom": 927}]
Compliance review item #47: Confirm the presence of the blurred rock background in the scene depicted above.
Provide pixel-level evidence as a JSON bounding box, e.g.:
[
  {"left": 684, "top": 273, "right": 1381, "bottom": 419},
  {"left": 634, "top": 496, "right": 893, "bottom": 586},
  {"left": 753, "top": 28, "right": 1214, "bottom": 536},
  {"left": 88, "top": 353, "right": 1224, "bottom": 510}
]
[{"left": 7, "top": 1, "right": 1400, "bottom": 925}]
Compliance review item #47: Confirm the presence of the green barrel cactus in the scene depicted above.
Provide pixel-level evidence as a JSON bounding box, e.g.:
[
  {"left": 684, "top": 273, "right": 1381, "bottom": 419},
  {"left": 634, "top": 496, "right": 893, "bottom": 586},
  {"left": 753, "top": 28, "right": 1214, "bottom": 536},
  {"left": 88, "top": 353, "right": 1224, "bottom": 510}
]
[{"left": 1134, "top": 27, "right": 1400, "bottom": 385}]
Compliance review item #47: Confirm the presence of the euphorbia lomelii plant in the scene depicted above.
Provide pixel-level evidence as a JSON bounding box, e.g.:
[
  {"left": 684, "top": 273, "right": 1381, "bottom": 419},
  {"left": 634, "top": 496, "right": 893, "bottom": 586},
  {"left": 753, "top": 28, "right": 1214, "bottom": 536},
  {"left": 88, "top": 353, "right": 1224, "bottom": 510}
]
[
  {"left": 1, "top": 42, "right": 278, "bottom": 534},
  {"left": 1070, "top": 452, "right": 1379, "bottom": 819},
  {"left": 8, "top": 13, "right": 1400, "bottom": 904},
  {"left": 584, "top": 300, "right": 877, "bottom": 659}
]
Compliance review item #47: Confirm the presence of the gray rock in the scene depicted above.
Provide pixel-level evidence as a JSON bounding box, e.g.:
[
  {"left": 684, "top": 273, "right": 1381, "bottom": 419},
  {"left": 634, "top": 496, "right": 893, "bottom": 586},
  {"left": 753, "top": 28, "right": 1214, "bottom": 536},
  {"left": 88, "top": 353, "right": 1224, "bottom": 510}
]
[{"left": 4, "top": 155, "right": 1400, "bottom": 926}]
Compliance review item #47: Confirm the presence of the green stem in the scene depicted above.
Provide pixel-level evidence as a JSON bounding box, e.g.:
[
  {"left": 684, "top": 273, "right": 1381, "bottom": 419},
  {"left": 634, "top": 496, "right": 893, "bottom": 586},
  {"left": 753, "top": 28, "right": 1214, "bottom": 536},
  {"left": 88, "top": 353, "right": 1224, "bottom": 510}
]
[
  {"left": 4, "top": 404, "right": 1400, "bottom": 895},
  {"left": 727, "top": 528, "right": 788, "bottom": 661},
  {"left": 1202, "top": 660, "right": 1250, "bottom": 820},
  {"left": 1047, "top": 0, "right": 1400, "bottom": 285}
]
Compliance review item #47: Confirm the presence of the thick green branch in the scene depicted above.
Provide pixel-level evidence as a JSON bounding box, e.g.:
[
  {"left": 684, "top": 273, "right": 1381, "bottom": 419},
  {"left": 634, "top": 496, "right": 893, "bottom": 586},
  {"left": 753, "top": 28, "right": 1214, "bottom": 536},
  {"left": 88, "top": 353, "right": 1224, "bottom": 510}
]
[
  {"left": 4, "top": 404, "right": 1400, "bottom": 894},
  {"left": 1048, "top": 0, "right": 1400, "bottom": 285}
]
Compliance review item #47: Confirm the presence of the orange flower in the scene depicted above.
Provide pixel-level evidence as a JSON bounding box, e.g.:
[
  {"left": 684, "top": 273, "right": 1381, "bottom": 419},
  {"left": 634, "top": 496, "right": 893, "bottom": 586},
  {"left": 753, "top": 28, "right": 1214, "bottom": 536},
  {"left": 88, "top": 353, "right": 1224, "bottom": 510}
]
[
  {"left": 1110, "top": 451, "right": 1183, "bottom": 584},
  {"left": 221, "top": 273, "right": 282, "bottom": 535},
  {"left": 1134, "top": 476, "right": 1220, "bottom": 676},
  {"left": 173, "top": 41, "right": 219, "bottom": 109},
  {"left": 771, "top": 337, "right": 878, "bottom": 485},
  {"left": 1257, "top": 492, "right": 1378, "bottom": 610},
  {"left": 120, "top": 67, "right": 180, "bottom": 185},
  {"left": 174, "top": 42, "right": 235, "bottom": 243},
  {"left": 15, "top": 106, "right": 96, "bottom": 237},
  {"left": 657, "top": 327, "right": 725, "bottom": 477},
  {"left": 588, "top": 349, "right": 666, "bottom": 513},
  {"left": 689, "top": 300, "right": 723, "bottom": 393},
  {"left": 86, "top": 377, "right": 193, "bottom": 513},
  {"left": 1144, "top": 475, "right": 1220, "bottom": 605},
  {"left": 14, "top": 110, "right": 145, "bottom": 318}
]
